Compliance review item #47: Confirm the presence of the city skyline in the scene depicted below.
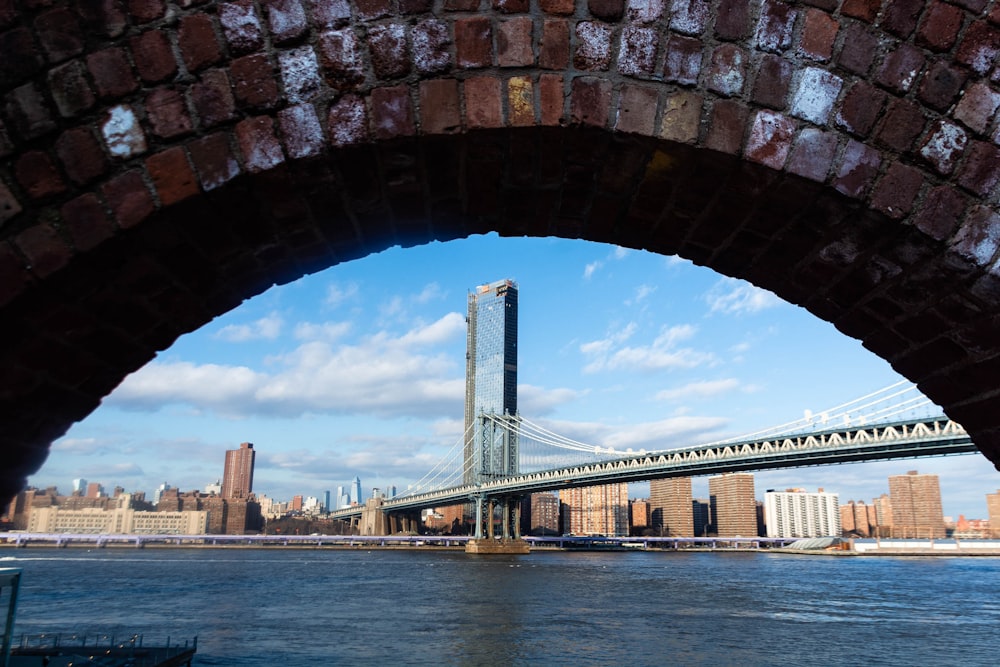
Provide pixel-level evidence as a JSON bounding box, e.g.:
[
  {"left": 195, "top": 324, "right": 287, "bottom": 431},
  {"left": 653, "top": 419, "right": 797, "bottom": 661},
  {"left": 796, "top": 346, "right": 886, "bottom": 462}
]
[{"left": 29, "top": 234, "right": 1000, "bottom": 518}]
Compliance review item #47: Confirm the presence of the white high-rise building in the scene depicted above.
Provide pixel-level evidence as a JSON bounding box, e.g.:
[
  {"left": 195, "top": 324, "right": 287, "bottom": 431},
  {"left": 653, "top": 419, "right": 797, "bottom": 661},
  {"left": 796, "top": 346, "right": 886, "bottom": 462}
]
[{"left": 764, "top": 488, "right": 841, "bottom": 538}]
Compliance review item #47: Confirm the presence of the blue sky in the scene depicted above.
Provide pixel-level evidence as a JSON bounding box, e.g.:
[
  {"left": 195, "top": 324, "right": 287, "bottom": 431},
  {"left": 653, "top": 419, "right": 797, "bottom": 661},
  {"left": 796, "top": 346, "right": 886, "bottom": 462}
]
[{"left": 32, "top": 234, "right": 999, "bottom": 519}]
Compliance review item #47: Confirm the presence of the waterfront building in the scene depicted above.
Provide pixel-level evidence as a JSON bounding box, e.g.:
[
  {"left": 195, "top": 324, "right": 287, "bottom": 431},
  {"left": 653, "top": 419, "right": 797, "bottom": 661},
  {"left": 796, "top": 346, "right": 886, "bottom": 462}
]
[
  {"left": 526, "top": 492, "right": 560, "bottom": 536},
  {"left": 708, "top": 473, "right": 758, "bottom": 537},
  {"left": 559, "top": 483, "right": 629, "bottom": 537},
  {"left": 153, "top": 482, "right": 172, "bottom": 505},
  {"left": 763, "top": 488, "right": 840, "bottom": 538},
  {"left": 629, "top": 498, "right": 650, "bottom": 535},
  {"left": 351, "top": 477, "right": 362, "bottom": 507},
  {"left": 464, "top": 279, "right": 519, "bottom": 484},
  {"left": 26, "top": 505, "right": 209, "bottom": 534},
  {"left": 291, "top": 495, "right": 303, "bottom": 511},
  {"left": 649, "top": 477, "right": 694, "bottom": 536},
  {"left": 988, "top": 490, "right": 1000, "bottom": 537},
  {"left": 221, "top": 442, "right": 255, "bottom": 500},
  {"left": 840, "top": 500, "right": 872, "bottom": 537},
  {"left": 888, "top": 470, "right": 946, "bottom": 538},
  {"left": 692, "top": 498, "right": 710, "bottom": 537},
  {"left": 873, "top": 493, "right": 893, "bottom": 537}
]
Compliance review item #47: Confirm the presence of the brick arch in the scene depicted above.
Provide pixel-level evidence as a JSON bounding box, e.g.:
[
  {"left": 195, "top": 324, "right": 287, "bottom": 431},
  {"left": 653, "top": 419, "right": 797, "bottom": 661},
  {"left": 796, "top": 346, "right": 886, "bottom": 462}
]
[{"left": 3, "top": 0, "right": 1000, "bottom": 505}]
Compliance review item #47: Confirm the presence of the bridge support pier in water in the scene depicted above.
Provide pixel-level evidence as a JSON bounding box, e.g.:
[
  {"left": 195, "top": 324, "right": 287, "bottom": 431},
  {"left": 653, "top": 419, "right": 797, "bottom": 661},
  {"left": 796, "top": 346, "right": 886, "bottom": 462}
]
[{"left": 466, "top": 495, "right": 529, "bottom": 554}]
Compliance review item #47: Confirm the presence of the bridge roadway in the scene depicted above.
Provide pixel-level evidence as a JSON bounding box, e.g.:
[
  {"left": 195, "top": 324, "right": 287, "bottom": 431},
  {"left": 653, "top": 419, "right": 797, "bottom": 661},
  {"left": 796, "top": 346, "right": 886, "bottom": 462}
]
[{"left": 330, "top": 416, "right": 976, "bottom": 521}]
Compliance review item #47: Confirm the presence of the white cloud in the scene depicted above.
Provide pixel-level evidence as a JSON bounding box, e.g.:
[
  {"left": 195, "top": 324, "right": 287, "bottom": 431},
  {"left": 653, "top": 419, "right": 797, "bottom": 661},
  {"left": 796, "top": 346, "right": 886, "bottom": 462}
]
[
  {"left": 324, "top": 282, "right": 359, "bottom": 308},
  {"left": 110, "top": 314, "right": 467, "bottom": 420},
  {"left": 581, "top": 323, "right": 714, "bottom": 373},
  {"left": 517, "top": 384, "right": 584, "bottom": 415},
  {"left": 655, "top": 378, "right": 743, "bottom": 401},
  {"left": 213, "top": 313, "right": 283, "bottom": 342},
  {"left": 414, "top": 282, "right": 445, "bottom": 304},
  {"left": 583, "top": 260, "right": 602, "bottom": 279},
  {"left": 706, "top": 278, "right": 783, "bottom": 315},
  {"left": 626, "top": 284, "right": 656, "bottom": 306},
  {"left": 293, "top": 320, "right": 352, "bottom": 342}
]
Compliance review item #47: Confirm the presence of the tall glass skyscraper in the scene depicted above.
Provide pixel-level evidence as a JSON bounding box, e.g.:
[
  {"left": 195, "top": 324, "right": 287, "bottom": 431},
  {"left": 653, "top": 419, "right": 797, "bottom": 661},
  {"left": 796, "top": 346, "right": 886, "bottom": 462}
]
[{"left": 464, "top": 279, "right": 518, "bottom": 484}]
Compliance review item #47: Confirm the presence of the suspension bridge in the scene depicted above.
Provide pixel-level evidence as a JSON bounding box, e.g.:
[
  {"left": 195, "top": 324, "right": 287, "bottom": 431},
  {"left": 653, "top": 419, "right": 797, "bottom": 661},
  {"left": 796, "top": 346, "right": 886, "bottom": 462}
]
[{"left": 328, "top": 383, "right": 977, "bottom": 545}]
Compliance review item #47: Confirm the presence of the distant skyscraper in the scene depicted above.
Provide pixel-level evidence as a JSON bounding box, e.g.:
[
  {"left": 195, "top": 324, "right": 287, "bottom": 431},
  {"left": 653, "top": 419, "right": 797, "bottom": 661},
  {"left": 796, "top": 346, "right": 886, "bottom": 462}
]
[
  {"left": 153, "top": 483, "right": 171, "bottom": 506},
  {"left": 560, "top": 483, "right": 628, "bottom": 537},
  {"left": 323, "top": 490, "right": 331, "bottom": 512},
  {"left": 72, "top": 478, "right": 87, "bottom": 495},
  {"left": 764, "top": 489, "right": 840, "bottom": 538},
  {"left": 692, "top": 499, "right": 710, "bottom": 537},
  {"left": 222, "top": 442, "right": 255, "bottom": 500},
  {"left": 650, "top": 477, "right": 694, "bottom": 536},
  {"left": 708, "top": 473, "right": 758, "bottom": 537},
  {"left": 351, "top": 476, "right": 362, "bottom": 506},
  {"left": 889, "top": 470, "right": 945, "bottom": 538},
  {"left": 464, "top": 279, "right": 518, "bottom": 484},
  {"left": 85, "top": 482, "right": 103, "bottom": 499},
  {"left": 526, "top": 492, "right": 560, "bottom": 536}
]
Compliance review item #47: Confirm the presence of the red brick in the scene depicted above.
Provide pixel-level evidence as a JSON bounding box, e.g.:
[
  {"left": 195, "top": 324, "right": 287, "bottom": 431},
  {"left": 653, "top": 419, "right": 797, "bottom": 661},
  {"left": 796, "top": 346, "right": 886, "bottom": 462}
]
[
  {"left": 15, "top": 151, "right": 65, "bottom": 199},
  {"left": 188, "top": 132, "right": 241, "bottom": 190},
  {"left": 956, "top": 22, "right": 1000, "bottom": 75},
  {"left": 369, "top": 24, "right": 410, "bottom": 79},
  {"left": 786, "top": 127, "right": 837, "bottom": 182},
  {"left": 128, "top": 0, "right": 166, "bottom": 24},
  {"left": 178, "top": 14, "right": 222, "bottom": 73},
  {"left": 420, "top": 79, "right": 461, "bottom": 134},
  {"left": 750, "top": 53, "right": 791, "bottom": 108},
  {"left": 47, "top": 60, "right": 95, "bottom": 118},
  {"left": 219, "top": 0, "right": 264, "bottom": 54},
  {"left": 508, "top": 76, "right": 534, "bottom": 126},
  {"left": 456, "top": 18, "right": 493, "bottom": 68},
  {"left": 842, "top": 0, "right": 878, "bottom": 22},
  {"left": 660, "top": 90, "right": 702, "bottom": 143},
  {"left": 318, "top": 29, "right": 366, "bottom": 90},
  {"left": 715, "top": 0, "right": 749, "bottom": 40},
  {"left": 101, "top": 170, "right": 154, "bottom": 228},
  {"left": 146, "top": 147, "right": 200, "bottom": 205},
  {"left": 87, "top": 47, "right": 137, "bottom": 99},
  {"left": 954, "top": 82, "right": 1000, "bottom": 135},
  {"left": 874, "top": 98, "right": 925, "bottom": 152},
  {"left": 327, "top": 94, "right": 368, "bottom": 146},
  {"left": 745, "top": 110, "right": 795, "bottom": 170},
  {"left": 570, "top": 77, "right": 612, "bottom": 127},
  {"left": 5, "top": 82, "right": 56, "bottom": 140},
  {"left": 465, "top": 76, "right": 503, "bottom": 129},
  {"left": 836, "top": 24, "right": 878, "bottom": 75},
  {"left": 412, "top": 20, "right": 450, "bottom": 74},
  {"left": 540, "top": 0, "right": 574, "bottom": 14},
  {"left": 235, "top": 116, "right": 285, "bottom": 173},
  {"left": 832, "top": 140, "right": 880, "bottom": 198},
  {"left": 616, "top": 84, "right": 658, "bottom": 135},
  {"left": 835, "top": 81, "right": 885, "bottom": 138},
  {"left": 444, "top": 0, "right": 478, "bottom": 10},
  {"left": 355, "top": 0, "right": 392, "bottom": 20},
  {"left": 308, "top": 0, "right": 351, "bottom": 27},
  {"left": 55, "top": 127, "right": 107, "bottom": 185},
  {"left": 76, "top": 0, "right": 128, "bottom": 38},
  {"left": 494, "top": 0, "right": 529, "bottom": 12},
  {"left": 231, "top": 54, "right": 281, "bottom": 109},
  {"left": 574, "top": 22, "right": 612, "bottom": 71},
  {"left": 61, "top": 193, "right": 114, "bottom": 252},
  {"left": 670, "top": 0, "right": 710, "bottom": 35},
  {"left": 882, "top": 0, "right": 923, "bottom": 39},
  {"left": 539, "top": 73, "right": 564, "bottom": 126},
  {"left": 799, "top": 9, "right": 837, "bottom": 61},
  {"left": 399, "top": 0, "right": 432, "bottom": 12},
  {"left": 957, "top": 141, "right": 1000, "bottom": 197},
  {"left": 756, "top": 0, "right": 797, "bottom": 53},
  {"left": 35, "top": 8, "right": 84, "bottom": 63},
  {"left": 190, "top": 69, "right": 236, "bottom": 128},
  {"left": 130, "top": 31, "right": 177, "bottom": 84},
  {"left": 916, "top": 1, "right": 964, "bottom": 52},
  {"left": 871, "top": 162, "right": 923, "bottom": 219},
  {"left": 912, "top": 186, "right": 967, "bottom": 241},
  {"left": 145, "top": 87, "right": 193, "bottom": 139},
  {"left": 919, "top": 120, "right": 967, "bottom": 176},
  {"left": 588, "top": 0, "right": 624, "bottom": 21},
  {"left": 265, "top": 0, "right": 308, "bottom": 43},
  {"left": 540, "top": 20, "right": 569, "bottom": 70},
  {"left": 704, "top": 99, "right": 748, "bottom": 155},
  {"left": 498, "top": 17, "right": 534, "bottom": 67},
  {"left": 875, "top": 44, "right": 924, "bottom": 94},
  {"left": 14, "top": 223, "right": 71, "bottom": 278},
  {"left": 371, "top": 85, "right": 415, "bottom": 139},
  {"left": 619, "top": 26, "right": 657, "bottom": 76},
  {"left": 706, "top": 44, "right": 746, "bottom": 97},
  {"left": 948, "top": 205, "right": 1000, "bottom": 269},
  {"left": 918, "top": 61, "right": 968, "bottom": 112}
]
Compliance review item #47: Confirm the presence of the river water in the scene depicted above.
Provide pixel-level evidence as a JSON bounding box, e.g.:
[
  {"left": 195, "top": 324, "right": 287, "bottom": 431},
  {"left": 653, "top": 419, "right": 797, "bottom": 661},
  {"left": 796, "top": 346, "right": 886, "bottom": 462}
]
[{"left": 2, "top": 547, "right": 999, "bottom": 666}]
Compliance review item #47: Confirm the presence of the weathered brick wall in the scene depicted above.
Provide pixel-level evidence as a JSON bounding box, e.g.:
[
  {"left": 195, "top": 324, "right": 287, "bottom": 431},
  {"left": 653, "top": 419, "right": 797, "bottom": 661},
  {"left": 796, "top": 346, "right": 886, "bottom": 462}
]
[{"left": 1, "top": 0, "right": 1000, "bottom": 505}]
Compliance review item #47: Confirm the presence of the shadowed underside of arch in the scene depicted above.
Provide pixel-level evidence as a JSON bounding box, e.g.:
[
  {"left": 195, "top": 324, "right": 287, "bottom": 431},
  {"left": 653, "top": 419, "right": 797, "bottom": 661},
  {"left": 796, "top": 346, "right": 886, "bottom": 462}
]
[{"left": 2, "top": 0, "right": 1000, "bottom": 506}]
